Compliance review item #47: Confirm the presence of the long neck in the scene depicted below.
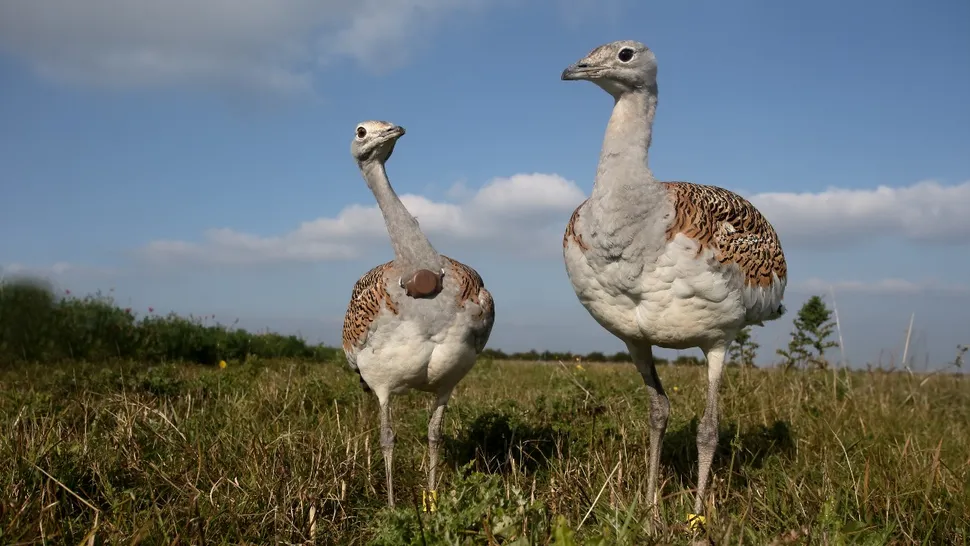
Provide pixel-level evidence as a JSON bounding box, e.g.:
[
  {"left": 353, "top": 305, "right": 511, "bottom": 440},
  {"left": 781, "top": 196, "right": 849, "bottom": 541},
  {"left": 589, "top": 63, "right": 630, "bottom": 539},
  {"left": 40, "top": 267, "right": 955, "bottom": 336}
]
[
  {"left": 591, "top": 87, "right": 659, "bottom": 200},
  {"left": 360, "top": 161, "right": 440, "bottom": 270},
  {"left": 584, "top": 85, "right": 671, "bottom": 257}
]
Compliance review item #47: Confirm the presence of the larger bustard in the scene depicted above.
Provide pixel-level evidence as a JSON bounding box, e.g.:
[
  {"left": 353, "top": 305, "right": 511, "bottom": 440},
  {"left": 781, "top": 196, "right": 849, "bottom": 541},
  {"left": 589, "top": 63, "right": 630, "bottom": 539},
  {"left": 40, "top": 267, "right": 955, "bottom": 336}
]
[
  {"left": 342, "top": 120, "right": 495, "bottom": 508},
  {"left": 560, "top": 41, "right": 788, "bottom": 524}
]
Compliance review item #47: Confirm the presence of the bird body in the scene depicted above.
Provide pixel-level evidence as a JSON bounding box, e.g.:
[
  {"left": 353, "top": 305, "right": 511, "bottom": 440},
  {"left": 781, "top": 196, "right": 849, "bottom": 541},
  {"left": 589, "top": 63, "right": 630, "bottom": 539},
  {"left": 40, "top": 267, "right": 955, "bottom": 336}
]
[
  {"left": 560, "top": 40, "right": 787, "bottom": 524},
  {"left": 341, "top": 120, "right": 494, "bottom": 508},
  {"left": 564, "top": 183, "right": 786, "bottom": 350},
  {"left": 343, "top": 257, "right": 493, "bottom": 397}
]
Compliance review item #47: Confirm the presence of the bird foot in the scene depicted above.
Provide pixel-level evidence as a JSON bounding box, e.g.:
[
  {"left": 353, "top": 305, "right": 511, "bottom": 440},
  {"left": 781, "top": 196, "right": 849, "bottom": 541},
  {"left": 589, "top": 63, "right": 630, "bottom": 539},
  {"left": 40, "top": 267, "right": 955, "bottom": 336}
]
[{"left": 421, "top": 488, "right": 438, "bottom": 513}]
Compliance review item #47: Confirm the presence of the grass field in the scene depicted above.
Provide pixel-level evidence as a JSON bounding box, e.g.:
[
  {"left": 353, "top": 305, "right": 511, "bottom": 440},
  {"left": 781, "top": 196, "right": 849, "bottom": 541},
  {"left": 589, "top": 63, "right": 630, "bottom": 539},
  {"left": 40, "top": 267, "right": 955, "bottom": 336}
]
[{"left": 1, "top": 357, "right": 967, "bottom": 545}]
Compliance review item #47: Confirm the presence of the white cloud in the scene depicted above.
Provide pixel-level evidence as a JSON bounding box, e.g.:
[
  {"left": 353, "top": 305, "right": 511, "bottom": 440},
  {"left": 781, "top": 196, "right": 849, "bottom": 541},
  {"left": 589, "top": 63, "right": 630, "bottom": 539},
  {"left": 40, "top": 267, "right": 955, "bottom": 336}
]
[
  {"left": 750, "top": 179, "right": 970, "bottom": 247},
  {"left": 138, "top": 176, "right": 970, "bottom": 266},
  {"left": 138, "top": 172, "right": 586, "bottom": 266},
  {"left": 796, "top": 277, "right": 969, "bottom": 296},
  {"left": 0, "top": 0, "right": 494, "bottom": 95},
  {"left": 140, "top": 176, "right": 970, "bottom": 266}
]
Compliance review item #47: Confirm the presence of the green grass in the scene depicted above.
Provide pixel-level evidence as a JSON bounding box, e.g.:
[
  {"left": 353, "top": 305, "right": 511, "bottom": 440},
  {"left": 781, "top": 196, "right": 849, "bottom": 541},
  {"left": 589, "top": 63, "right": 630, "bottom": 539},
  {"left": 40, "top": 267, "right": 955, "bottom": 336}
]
[{"left": 1, "top": 358, "right": 967, "bottom": 545}]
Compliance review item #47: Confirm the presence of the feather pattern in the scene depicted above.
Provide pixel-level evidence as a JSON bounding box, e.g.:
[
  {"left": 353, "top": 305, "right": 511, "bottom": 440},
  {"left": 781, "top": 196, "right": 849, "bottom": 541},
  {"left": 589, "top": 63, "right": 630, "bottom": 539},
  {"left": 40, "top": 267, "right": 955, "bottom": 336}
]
[
  {"left": 342, "top": 261, "right": 399, "bottom": 359},
  {"left": 443, "top": 256, "right": 495, "bottom": 353},
  {"left": 342, "top": 256, "right": 494, "bottom": 361},
  {"left": 662, "top": 182, "right": 787, "bottom": 288}
]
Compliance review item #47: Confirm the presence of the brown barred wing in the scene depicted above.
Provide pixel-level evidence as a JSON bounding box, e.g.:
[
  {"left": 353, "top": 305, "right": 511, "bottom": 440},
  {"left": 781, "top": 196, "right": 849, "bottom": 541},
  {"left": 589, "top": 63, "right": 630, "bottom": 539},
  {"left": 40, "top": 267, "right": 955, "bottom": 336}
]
[
  {"left": 341, "top": 261, "right": 398, "bottom": 356},
  {"left": 662, "top": 182, "right": 787, "bottom": 288},
  {"left": 443, "top": 256, "right": 495, "bottom": 354}
]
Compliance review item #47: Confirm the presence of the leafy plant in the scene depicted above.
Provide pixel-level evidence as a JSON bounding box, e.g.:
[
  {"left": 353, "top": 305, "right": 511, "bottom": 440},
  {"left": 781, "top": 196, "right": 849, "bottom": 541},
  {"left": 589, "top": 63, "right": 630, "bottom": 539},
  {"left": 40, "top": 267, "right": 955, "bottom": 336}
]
[
  {"left": 729, "top": 327, "right": 760, "bottom": 368},
  {"left": 777, "top": 295, "right": 839, "bottom": 370},
  {"left": 370, "top": 465, "right": 551, "bottom": 546}
]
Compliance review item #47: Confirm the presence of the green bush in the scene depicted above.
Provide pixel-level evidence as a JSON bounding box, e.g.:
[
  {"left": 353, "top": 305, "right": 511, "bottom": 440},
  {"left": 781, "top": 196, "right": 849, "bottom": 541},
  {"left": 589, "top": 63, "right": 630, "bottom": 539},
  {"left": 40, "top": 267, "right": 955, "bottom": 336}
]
[{"left": 0, "top": 276, "right": 341, "bottom": 366}]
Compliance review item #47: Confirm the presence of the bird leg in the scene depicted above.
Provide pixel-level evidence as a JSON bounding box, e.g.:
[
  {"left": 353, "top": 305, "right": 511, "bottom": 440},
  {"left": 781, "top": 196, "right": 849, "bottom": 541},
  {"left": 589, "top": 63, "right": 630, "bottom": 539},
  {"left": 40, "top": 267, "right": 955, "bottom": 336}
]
[
  {"left": 694, "top": 344, "right": 727, "bottom": 516},
  {"left": 425, "top": 395, "right": 449, "bottom": 512},
  {"left": 627, "top": 342, "right": 669, "bottom": 524},
  {"left": 379, "top": 397, "right": 396, "bottom": 507}
]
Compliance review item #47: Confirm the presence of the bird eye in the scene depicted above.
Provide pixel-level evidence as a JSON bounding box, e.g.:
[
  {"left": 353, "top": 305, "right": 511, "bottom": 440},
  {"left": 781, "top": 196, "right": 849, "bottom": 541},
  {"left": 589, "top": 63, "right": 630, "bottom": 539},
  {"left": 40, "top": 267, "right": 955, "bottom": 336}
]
[
  {"left": 617, "top": 48, "right": 634, "bottom": 62},
  {"left": 356, "top": 127, "right": 367, "bottom": 139}
]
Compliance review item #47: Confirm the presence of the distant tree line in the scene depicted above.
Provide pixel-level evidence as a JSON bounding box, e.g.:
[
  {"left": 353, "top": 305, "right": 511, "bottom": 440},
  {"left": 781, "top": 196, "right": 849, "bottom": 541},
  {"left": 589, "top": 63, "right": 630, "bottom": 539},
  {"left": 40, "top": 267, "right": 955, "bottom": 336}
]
[
  {"left": 482, "top": 294, "right": 846, "bottom": 371},
  {"left": 478, "top": 348, "right": 708, "bottom": 367}
]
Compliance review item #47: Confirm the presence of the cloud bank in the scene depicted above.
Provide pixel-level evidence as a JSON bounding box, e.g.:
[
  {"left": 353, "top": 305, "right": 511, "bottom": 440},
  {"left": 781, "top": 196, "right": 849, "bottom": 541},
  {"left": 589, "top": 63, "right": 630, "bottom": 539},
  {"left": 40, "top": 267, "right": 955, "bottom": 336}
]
[
  {"left": 136, "top": 177, "right": 970, "bottom": 266},
  {"left": 138, "top": 173, "right": 586, "bottom": 266},
  {"left": 751, "top": 180, "right": 970, "bottom": 247},
  {"left": 0, "top": 0, "right": 493, "bottom": 95}
]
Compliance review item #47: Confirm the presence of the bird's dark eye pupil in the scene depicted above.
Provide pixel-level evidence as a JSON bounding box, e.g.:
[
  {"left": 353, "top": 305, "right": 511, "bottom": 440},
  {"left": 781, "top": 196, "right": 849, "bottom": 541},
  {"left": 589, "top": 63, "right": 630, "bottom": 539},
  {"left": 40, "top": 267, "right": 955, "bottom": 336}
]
[
  {"left": 618, "top": 48, "right": 634, "bottom": 62},
  {"left": 356, "top": 127, "right": 367, "bottom": 138}
]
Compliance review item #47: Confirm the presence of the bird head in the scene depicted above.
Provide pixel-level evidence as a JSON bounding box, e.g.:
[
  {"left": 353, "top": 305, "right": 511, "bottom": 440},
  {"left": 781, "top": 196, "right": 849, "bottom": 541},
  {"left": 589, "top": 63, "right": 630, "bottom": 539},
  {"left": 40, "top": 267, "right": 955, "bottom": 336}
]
[
  {"left": 350, "top": 120, "right": 406, "bottom": 164},
  {"left": 561, "top": 40, "right": 658, "bottom": 97}
]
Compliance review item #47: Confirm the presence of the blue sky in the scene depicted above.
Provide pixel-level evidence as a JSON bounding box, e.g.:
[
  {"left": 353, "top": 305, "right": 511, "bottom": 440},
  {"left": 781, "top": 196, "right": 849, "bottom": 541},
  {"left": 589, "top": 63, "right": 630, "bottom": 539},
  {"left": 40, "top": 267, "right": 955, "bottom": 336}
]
[{"left": 1, "top": 0, "right": 969, "bottom": 369}]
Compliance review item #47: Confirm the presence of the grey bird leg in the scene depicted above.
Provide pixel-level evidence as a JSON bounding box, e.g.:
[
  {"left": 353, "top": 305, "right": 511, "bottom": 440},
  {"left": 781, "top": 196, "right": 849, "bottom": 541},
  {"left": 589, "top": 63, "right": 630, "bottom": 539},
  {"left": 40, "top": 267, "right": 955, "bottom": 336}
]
[
  {"left": 694, "top": 344, "right": 727, "bottom": 515},
  {"left": 627, "top": 342, "right": 669, "bottom": 522},
  {"left": 379, "top": 396, "right": 396, "bottom": 507},
  {"left": 427, "top": 394, "right": 450, "bottom": 493}
]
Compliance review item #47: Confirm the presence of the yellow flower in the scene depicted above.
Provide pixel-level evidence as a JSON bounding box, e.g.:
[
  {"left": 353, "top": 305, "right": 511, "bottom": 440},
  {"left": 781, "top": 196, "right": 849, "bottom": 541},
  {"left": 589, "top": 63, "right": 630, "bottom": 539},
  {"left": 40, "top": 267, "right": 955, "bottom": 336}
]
[
  {"left": 686, "top": 513, "right": 706, "bottom": 531},
  {"left": 575, "top": 364, "right": 584, "bottom": 371},
  {"left": 219, "top": 360, "right": 227, "bottom": 369},
  {"left": 672, "top": 386, "right": 680, "bottom": 392}
]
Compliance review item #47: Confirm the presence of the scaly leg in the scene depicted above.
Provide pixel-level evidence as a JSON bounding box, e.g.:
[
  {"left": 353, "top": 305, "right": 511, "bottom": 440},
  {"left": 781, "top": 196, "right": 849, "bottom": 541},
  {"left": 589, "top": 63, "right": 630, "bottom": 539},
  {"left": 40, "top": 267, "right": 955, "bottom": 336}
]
[
  {"left": 425, "top": 393, "right": 450, "bottom": 512},
  {"left": 694, "top": 343, "right": 727, "bottom": 516},
  {"left": 378, "top": 395, "right": 396, "bottom": 507},
  {"left": 627, "top": 342, "right": 669, "bottom": 522}
]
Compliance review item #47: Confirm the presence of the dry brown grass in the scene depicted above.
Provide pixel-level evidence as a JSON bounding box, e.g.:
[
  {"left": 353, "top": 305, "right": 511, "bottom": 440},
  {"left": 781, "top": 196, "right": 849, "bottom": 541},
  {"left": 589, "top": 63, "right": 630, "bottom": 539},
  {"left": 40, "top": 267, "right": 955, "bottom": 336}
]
[{"left": 1, "top": 358, "right": 967, "bottom": 544}]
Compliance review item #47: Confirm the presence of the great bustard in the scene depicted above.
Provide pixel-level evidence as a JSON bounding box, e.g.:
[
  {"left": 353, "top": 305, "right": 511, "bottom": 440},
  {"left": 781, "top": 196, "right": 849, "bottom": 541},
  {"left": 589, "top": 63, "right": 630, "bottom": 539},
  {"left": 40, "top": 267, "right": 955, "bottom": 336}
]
[
  {"left": 559, "top": 41, "right": 788, "bottom": 525},
  {"left": 342, "top": 120, "right": 495, "bottom": 509}
]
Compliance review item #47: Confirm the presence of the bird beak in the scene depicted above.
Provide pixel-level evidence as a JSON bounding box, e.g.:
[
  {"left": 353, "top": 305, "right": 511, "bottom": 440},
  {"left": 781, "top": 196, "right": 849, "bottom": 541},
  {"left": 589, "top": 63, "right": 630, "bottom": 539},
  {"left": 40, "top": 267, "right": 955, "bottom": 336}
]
[
  {"left": 561, "top": 60, "right": 599, "bottom": 81},
  {"left": 384, "top": 126, "right": 405, "bottom": 139}
]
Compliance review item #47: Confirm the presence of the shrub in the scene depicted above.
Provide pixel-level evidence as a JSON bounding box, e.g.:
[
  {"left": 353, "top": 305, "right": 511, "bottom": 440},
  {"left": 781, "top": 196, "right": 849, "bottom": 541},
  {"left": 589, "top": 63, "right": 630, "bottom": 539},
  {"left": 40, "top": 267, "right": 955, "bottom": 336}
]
[{"left": 0, "top": 276, "right": 340, "bottom": 366}]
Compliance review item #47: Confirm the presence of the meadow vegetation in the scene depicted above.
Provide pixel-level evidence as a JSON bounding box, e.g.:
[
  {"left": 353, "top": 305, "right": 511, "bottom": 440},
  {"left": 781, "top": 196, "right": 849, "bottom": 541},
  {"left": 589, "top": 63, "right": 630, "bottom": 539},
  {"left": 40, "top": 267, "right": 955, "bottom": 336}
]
[
  {"left": 1, "top": 278, "right": 968, "bottom": 544},
  {"left": 0, "top": 277, "right": 340, "bottom": 366}
]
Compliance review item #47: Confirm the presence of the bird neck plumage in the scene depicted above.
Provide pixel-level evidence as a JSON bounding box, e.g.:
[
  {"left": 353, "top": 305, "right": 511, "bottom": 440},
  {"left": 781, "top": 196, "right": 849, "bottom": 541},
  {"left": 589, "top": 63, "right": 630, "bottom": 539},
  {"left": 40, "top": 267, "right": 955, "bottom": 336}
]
[
  {"left": 590, "top": 86, "right": 662, "bottom": 214},
  {"left": 360, "top": 161, "right": 441, "bottom": 271},
  {"left": 582, "top": 86, "right": 670, "bottom": 259},
  {"left": 590, "top": 87, "right": 660, "bottom": 204}
]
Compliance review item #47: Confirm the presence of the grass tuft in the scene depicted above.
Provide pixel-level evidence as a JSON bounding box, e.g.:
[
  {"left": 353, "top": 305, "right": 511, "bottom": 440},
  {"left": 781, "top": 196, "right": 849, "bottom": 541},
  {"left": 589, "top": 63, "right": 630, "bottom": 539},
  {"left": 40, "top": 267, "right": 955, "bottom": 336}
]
[{"left": 1, "top": 357, "right": 967, "bottom": 544}]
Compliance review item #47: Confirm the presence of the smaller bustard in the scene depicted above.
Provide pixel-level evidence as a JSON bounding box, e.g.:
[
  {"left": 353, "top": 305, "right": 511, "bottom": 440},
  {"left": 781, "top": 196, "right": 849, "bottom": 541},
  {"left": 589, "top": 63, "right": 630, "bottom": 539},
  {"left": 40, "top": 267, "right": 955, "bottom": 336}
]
[
  {"left": 342, "top": 120, "right": 495, "bottom": 509},
  {"left": 560, "top": 41, "right": 788, "bottom": 524}
]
